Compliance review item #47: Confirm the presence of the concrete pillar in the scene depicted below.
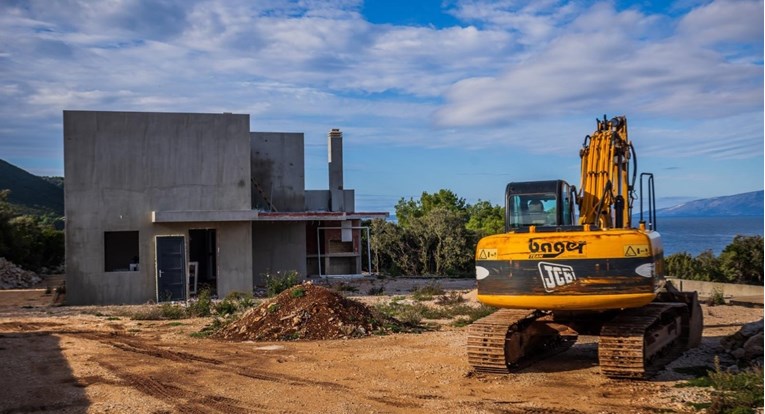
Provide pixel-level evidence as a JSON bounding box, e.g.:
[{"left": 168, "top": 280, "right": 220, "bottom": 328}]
[{"left": 328, "top": 128, "right": 344, "bottom": 212}]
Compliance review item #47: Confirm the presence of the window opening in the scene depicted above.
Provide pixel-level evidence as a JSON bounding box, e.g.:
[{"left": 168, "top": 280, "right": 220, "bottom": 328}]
[{"left": 104, "top": 231, "right": 139, "bottom": 272}]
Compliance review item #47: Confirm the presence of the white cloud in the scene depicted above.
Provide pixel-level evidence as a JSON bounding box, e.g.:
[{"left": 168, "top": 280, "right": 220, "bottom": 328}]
[{"left": 435, "top": 0, "right": 762, "bottom": 128}]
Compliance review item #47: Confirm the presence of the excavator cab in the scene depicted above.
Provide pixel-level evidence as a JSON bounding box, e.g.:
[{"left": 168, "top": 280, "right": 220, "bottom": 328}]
[{"left": 505, "top": 180, "right": 576, "bottom": 230}]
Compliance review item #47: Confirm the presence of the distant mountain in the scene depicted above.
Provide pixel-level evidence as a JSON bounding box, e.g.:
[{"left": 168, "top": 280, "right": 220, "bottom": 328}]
[
  {"left": 657, "top": 190, "right": 763, "bottom": 217},
  {"left": 0, "top": 159, "right": 64, "bottom": 216}
]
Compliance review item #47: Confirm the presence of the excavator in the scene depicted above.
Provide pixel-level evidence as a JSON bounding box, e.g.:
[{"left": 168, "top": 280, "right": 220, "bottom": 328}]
[{"left": 468, "top": 115, "right": 703, "bottom": 379}]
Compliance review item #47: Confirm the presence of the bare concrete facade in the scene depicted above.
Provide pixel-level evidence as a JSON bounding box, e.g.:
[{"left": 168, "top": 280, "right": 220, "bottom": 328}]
[{"left": 64, "top": 111, "right": 386, "bottom": 305}]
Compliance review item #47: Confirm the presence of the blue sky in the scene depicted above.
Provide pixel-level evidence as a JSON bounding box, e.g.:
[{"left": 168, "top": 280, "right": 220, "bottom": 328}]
[{"left": 1, "top": 0, "right": 762, "bottom": 213}]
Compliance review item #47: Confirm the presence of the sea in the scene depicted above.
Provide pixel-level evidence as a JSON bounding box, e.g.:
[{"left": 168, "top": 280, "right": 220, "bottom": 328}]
[{"left": 656, "top": 216, "right": 764, "bottom": 256}]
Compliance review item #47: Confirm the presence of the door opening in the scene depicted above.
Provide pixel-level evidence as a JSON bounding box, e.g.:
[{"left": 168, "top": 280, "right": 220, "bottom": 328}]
[
  {"left": 189, "top": 229, "right": 217, "bottom": 296},
  {"left": 156, "top": 236, "right": 186, "bottom": 302}
]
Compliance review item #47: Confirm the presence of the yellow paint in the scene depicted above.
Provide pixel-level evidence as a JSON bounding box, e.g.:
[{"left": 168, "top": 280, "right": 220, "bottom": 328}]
[
  {"left": 477, "top": 228, "right": 655, "bottom": 261},
  {"left": 477, "top": 293, "right": 657, "bottom": 311},
  {"left": 624, "top": 244, "right": 650, "bottom": 257},
  {"left": 477, "top": 248, "right": 497, "bottom": 260}
]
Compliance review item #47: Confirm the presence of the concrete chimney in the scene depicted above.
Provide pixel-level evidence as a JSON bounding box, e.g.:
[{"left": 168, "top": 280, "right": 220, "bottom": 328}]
[{"left": 328, "top": 128, "right": 344, "bottom": 211}]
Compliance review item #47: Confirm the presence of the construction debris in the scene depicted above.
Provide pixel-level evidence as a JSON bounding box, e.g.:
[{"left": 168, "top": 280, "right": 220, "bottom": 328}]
[
  {"left": 719, "top": 319, "right": 764, "bottom": 369},
  {"left": 216, "top": 282, "right": 399, "bottom": 341},
  {"left": 0, "top": 258, "right": 41, "bottom": 290}
]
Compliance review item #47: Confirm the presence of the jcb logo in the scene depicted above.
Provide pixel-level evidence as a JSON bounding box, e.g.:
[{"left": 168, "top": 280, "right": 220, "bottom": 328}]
[{"left": 538, "top": 262, "right": 577, "bottom": 292}]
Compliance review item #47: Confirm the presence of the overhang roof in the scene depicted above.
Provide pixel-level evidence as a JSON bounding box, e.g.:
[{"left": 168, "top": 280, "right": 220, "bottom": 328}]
[{"left": 151, "top": 210, "right": 389, "bottom": 223}]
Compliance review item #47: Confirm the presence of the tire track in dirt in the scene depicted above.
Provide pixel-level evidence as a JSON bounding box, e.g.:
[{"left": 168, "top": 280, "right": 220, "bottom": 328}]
[
  {"left": 98, "top": 361, "right": 261, "bottom": 414},
  {"left": 72, "top": 331, "right": 350, "bottom": 391}
]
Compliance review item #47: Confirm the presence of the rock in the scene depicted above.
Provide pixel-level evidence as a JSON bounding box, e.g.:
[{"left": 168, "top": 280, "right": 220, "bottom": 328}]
[
  {"left": 743, "top": 332, "right": 763, "bottom": 360},
  {"left": 721, "top": 319, "right": 764, "bottom": 368},
  {"left": 731, "top": 348, "right": 746, "bottom": 359},
  {"left": 0, "top": 258, "right": 41, "bottom": 289}
]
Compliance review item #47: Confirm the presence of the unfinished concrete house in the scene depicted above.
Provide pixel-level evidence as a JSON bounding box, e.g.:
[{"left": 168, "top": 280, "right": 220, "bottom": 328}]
[{"left": 64, "top": 110, "right": 387, "bottom": 305}]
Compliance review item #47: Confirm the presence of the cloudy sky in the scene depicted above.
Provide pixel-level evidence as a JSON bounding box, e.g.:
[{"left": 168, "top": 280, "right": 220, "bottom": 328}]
[{"left": 1, "top": 0, "right": 762, "bottom": 212}]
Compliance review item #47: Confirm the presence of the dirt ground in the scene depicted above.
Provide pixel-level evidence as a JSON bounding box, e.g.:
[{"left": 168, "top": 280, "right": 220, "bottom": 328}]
[{"left": 0, "top": 276, "right": 761, "bottom": 414}]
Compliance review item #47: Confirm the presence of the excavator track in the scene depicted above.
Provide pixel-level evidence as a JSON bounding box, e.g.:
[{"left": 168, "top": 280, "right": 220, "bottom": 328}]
[
  {"left": 599, "top": 303, "right": 688, "bottom": 379},
  {"left": 467, "top": 309, "right": 578, "bottom": 374}
]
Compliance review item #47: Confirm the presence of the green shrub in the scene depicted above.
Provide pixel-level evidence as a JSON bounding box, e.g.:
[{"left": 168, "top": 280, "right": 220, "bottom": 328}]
[
  {"left": 188, "top": 288, "right": 213, "bottom": 317},
  {"left": 709, "top": 288, "right": 726, "bottom": 306},
  {"left": 290, "top": 286, "right": 306, "bottom": 298},
  {"left": 265, "top": 270, "right": 300, "bottom": 296},
  {"left": 707, "top": 366, "right": 763, "bottom": 414}
]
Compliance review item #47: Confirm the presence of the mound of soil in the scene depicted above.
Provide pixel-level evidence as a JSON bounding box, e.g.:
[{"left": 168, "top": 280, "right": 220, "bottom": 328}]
[{"left": 216, "top": 282, "right": 397, "bottom": 341}]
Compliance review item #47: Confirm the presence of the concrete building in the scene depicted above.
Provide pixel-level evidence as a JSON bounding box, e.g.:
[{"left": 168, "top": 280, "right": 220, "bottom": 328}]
[{"left": 64, "top": 111, "right": 387, "bottom": 305}]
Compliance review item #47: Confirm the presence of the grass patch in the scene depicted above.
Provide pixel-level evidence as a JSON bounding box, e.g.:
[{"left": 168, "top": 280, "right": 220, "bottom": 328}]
[
  {"left": 165, "top": 321, "right": 184, "bottom": 327},
  {"left": 105, "top": 316, "right": 120, "bottom": 321},
  {"left": 435, "top": 291, "right": 465, "bottom": 305},
  {"left": 290, "top": 286, "right": 306, "bottom": 298},
  {"left": 411, "top": 280, "right": 445, "bottom": 301}
]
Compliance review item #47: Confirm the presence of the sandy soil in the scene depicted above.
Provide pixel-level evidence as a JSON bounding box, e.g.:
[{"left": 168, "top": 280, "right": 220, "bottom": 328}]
[{"left": 0, "top": 277, "right": 761, "bottom": 414}]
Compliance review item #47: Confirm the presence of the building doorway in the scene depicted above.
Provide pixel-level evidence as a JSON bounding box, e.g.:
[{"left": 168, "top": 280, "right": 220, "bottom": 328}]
[
  {"left": 156, "top": 236, "right": 186, "bottom": 302},
  {"left": 189, "top": 229, "right": 217, "bottom": 296}
]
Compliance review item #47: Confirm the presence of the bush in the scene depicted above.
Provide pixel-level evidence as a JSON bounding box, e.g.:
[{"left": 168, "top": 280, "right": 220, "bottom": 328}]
[
  {"left": 187, "top": 289, "right": 213, "bottom": 317},
  {"left": 265, "top": 270, "right": 300, "bottom": 297},
  {"left": 709, "top": 288, "right": 726, "bottom": 306},
  {"left": 707, "top": 361, "right": 763, "bottom": 413}
]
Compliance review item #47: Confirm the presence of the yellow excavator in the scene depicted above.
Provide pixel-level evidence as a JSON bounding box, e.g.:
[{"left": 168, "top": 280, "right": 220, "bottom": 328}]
[{"left": 468, "top": 115, "right": 703, "bottom": 379}]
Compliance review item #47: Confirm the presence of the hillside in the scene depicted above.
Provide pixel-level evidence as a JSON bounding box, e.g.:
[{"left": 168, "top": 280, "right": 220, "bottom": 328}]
[
  {"left": 0, "top": 159, "right": 64, "bottom": 216},
  {"left": 658, "top": 190, "right": 763, "bottom": 217}
]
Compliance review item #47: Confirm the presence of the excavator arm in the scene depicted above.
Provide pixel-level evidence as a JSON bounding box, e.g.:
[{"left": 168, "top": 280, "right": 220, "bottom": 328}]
[{"left": 578, "top": 115, "right": 634, "bottom": 229}]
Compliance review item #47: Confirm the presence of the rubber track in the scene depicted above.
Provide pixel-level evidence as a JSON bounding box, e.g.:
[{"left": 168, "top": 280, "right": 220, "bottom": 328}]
[
  {"left": 599, "top": 303, "right": 683, "bottom": 379},
  {"left": 467, "top": 310, "right": 542, "bottom": 373}
]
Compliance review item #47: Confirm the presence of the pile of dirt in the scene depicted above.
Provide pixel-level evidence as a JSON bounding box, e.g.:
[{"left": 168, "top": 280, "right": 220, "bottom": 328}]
[
  {"left": 719, "top": 318, "right": 763, "bottom": 369},
  {"left": 0, "top": 258, "right": 41, "bottom": 289},
  {"left": 216, "top": 282, "right": 398, "bottom": 341}
]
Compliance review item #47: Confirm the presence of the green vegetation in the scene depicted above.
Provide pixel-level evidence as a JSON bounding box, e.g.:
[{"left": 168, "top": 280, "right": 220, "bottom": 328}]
[
  {"left": 411, "top": 281, "right": 445, "bottom": 301},
  {"left": 0, "top": 190, "right": 64, "bottom": 272},
  {"left": 128, "top": 289, "right": 257, "bottom": 321},
  {"left": 677, "top": 361, "right": 763, "bottom": 414},
  {"left": 666, "top": 235, "right": 764, "bottom": 285},
  {"left": 369, "top": 189, "right": 504, "bottom": 277},
  {"left": 264, "top": 270, "right": 300, "bottom": 296},
  {"left": 374, "top": 296, "right": 497, "bottom": 328}
]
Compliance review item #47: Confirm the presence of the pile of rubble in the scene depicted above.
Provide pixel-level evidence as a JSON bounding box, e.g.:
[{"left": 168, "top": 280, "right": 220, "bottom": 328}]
[
  {"left": 216, "top": 282, "right": 398, "bottom": 341},
  {"left": 0, "top": 258, "right": 42, "bottom": 289},
  {"left": 719, "top": 319, "right": 763, "bottom": 370}
]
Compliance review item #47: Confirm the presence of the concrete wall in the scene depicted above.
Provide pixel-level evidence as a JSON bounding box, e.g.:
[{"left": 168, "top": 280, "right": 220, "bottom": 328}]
[
  {"left": 64, "top": 111, "right": 253, "bottom": 305},
  {"left": 252, "top": 222, "right": 307, "bottom": 287},
  {"left": 250, "top": 132, "right": 305, "bottom": 212},
  {"left": 667, "top": 278, "right": 763, "bottom": 299}
]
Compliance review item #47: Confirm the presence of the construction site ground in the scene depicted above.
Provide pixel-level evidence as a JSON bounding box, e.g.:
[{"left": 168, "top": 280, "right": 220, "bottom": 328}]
[{"left": 0, "top": 275, "right": 761, "bottom": 414}]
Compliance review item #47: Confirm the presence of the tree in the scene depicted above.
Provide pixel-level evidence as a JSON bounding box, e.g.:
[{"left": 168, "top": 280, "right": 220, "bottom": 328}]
[
  {"left": 665, "top": 236, "right": 764, "bottom": 285},
  {"left": 0, "top": 190, "right": 64, "bottom": 272},
  {"left": 395, "top": 189, "right": 467, "bottom": 228},
  {"left": 466, "top": 200, "right": 504, "bottom": 237},
  {"left": 719, "top": 235, "right": 764, "bottom": 285}
]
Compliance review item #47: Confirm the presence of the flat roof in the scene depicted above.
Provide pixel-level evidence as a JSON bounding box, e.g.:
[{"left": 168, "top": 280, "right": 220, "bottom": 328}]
[{"left": 152, "top": 210, "right": 389, "bottom": 223}]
